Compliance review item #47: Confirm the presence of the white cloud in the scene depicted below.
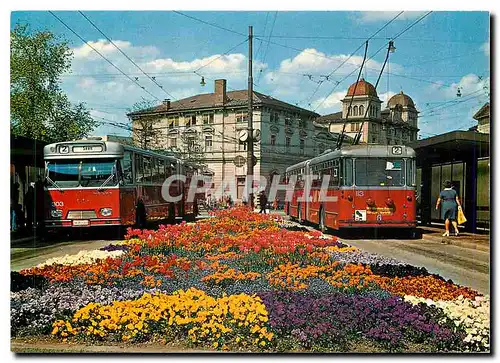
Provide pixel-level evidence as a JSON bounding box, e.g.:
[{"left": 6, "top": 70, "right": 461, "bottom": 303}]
[
  {"left": 378, "top": 91, "right": 397, "bottom": 106},
  {"left": 312, "top": 90, "right": 347, "bottom": 114},
  {"left": 261, "top": 48, "right": 403, "bottom": 112},
  {"left": 72, "top": 39, "right": 160, "bottom": 61},
  {"left": 442, "top": 74, "right": 489, "bottom": 99},
  {"left": 480, "top": 41, "right": 490, "bottom": 56},
  {"left": 356, "top": 11, "right": 428, "bottom": 23},
  {"left": 77, "top": 77, "right": 97, "bottom": 89}
]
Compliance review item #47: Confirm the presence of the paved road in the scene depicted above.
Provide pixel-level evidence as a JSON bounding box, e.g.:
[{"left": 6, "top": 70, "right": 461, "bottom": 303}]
[
  {"left": 341, "top": 237, "right": 490, "bottom": 295},
  {"left": 11, "top": 239, "right": 117, "bottom": 271}
]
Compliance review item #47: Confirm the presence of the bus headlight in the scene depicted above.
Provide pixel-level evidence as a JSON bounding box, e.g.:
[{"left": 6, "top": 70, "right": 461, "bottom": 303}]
[
  {"left": 100, "top": 208, "right": 113, "bottom": 217},
  {"left": 51, "top": 209, "right": 63, "bottom": 218}
]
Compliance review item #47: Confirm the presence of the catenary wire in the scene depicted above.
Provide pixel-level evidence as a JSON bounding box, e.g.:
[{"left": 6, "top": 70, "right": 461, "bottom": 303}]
[{"left": 49, "top": 11, "right": 161, "bottom": 102}]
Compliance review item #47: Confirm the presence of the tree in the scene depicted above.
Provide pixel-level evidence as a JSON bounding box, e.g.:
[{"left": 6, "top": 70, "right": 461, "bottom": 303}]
[
  {"left": 128, "top": 98, "right": 163, "bottom": 150},
  {"left": 178, "top": 131, "right": 207, "bottom": 169},
  {"left": 10, "top": 24, "right": 97, "bottom": 142}
]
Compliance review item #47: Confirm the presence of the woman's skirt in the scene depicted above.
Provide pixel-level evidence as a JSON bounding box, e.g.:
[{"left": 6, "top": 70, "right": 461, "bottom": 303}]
[{"left": 442, "top": 205, "right": 457, "bottom": 220}]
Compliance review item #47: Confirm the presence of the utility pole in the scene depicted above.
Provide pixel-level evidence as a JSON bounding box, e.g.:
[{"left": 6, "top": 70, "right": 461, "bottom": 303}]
[{"left": 247, "top": 25, "right": 254, "bottom": 208}]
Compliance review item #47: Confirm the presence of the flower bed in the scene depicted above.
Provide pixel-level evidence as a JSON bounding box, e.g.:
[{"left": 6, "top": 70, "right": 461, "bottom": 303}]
[{"left": 12, "top": 207, "right": 489, "bottom": 352}]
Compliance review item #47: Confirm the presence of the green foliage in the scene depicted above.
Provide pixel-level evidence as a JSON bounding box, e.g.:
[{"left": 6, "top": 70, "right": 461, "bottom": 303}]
[{"left": 10, "top": 23, "right": 98, "bottom": 142}]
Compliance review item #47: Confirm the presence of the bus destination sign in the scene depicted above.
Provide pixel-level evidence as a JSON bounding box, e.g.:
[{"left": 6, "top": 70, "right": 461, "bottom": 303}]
[{"left": 72, "top": 145, "right": 104, "bottom": 153}]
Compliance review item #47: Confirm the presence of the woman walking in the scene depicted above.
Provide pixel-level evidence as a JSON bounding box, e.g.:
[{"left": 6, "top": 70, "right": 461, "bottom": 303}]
[{"left": 435, "top": 180, "right": 462, "bottom": 237}]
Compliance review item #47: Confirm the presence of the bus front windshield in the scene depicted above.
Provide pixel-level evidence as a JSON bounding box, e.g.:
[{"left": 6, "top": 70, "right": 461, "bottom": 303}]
[
  {"left": 355, "top": 158, "right": 406, "bottom": 186},
  {"left": 46, "top": 159, "right": 118, "bottom": 188}
]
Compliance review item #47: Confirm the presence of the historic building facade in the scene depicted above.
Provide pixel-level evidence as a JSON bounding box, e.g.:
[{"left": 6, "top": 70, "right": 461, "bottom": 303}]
[
  {"left": 473, "top": 103, "right": 490, "bottom": 134},
  {"left": 316, "top": 79, "right": 419, "bottom": 145},
  {"left": 128, "top": 79, "right": 339, "bottom": 201}
]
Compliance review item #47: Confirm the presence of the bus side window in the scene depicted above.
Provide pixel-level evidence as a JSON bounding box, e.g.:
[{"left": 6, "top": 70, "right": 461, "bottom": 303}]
[
  {"left": 135, "top": 154, "right": 143, "bottom": 184},
  {"left": 143, "top": 156, "right": 152, "bottom": 184},
  {"left": 330, "top": 160, "right": 340, "bottom": 187},
  {"left": 122, "top": 151, "right": 133, "bottom": 185},
  {"left": 155, "top": 159, "right": 165, "bottom": 183},
  {"left": 165, "top": 161, "right": 172, "bottom": 179},
  {"left": 342, "top": 158, "right": 353, "bottom": 186}
]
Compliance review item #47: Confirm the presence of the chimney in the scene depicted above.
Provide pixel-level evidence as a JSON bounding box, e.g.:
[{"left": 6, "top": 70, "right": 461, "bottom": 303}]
[
  {"left": 163, "top": 99, "right": 171, "bottom": 110},
  {"left": 214, "top": 79, "right": 227, "bottom": 105}
]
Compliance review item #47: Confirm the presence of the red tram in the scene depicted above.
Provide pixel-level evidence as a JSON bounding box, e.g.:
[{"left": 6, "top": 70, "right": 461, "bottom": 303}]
[
  {"left": 285, "top": 145, "right": 417, "bottom": 232},
  {"left": 43, "top": 139, "right": 200, "bottom": 230}
]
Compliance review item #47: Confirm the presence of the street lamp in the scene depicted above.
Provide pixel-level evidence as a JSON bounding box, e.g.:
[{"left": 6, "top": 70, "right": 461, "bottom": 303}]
[
  {"left": 388, "top": 40, "right": 396, "bottom": 53},
  {"left": 200, "top": 76, "right": 206, "bottom": 87}
]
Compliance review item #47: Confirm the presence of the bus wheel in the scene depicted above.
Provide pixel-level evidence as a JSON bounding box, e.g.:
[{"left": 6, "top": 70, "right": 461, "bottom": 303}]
[
  {"left": 410, "top": 228, "right": 422, "bottom": 239},
  {"left": 319, "top": 207, "right": 326, "bottom": 233}
]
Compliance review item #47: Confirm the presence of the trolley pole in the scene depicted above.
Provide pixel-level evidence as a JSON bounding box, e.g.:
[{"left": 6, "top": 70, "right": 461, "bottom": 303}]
[{"left": 247, "top": 25, "right": 254, "bottom": 209}]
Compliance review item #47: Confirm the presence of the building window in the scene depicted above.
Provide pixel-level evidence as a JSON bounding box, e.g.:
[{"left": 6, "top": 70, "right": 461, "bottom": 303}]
[
  {"left": 285, "top": 136, "right": 291, "bottom": 151},
  {"left": 285, "top": 117, "right": 292, "bottom": 126},
  {"left": 239, "top": 140, "right": 247, "bottom": 151},
  {"left": 300, "top": 139, "right": 305, "bottom": 155},
  {"left": 350, "top": 123, "right": 360, "bottom": 132},
  {"left": 270, "top": 134, "right": 276, "bottom": 146},
  {"left": 348, "top": 106, "right": 352, "bottom": 116},
  {"left": 299, "top": 118, "right": 306, "bottom": 128},
  {"left": 168, "top": 116, "right": 179, "bottom": 129},
  {"left": 169, "top": 138, "right": 177, "bottom": 148},
  {"left": 185, "top": 115, "right": 197, "bottom": 127},
  {"left": 205, "top": 135, "right": 213, "bottom": 151},
  {"left": 202, "top": 113, "right": 214, "bottom": 125},
  {"left": 353, "top": 106, "right": 358, "bottom": 116},
  {"left": 236, "top": 112, "right": 248, "bottom": 123}
]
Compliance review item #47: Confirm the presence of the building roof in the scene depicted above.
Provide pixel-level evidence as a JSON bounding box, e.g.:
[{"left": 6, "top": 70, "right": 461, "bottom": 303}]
[
  {"left": 388, "top": 91, "right": 415, "bottom": 108},
  {"left": 346, "top": 78, "right": 378, "bottom": 97},
  {"left": 128, "top": 89, "right": 319, "bottom": 118},
  {"left": 315, "top": 111, "right": 343, "bottom": 124},
  {"left": 473, "top": 102, "right": 490, "bottom": 121}
]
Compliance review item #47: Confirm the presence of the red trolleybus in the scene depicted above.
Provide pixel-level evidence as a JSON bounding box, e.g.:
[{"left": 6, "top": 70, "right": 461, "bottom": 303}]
[
  {"left": 43, "top": 139, "right": 199, "bottom": 230},
  {"left": 285, "top": 145, "right": 417, "bottom": 233}
]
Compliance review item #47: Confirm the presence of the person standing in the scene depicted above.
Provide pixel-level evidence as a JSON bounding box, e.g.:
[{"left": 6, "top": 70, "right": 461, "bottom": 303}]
[
  {"left": 259, "top": 190, "right": 268, "bottom": 214},
  {"left": 24, "top": 184, "right": 35, "bottom": 230},
  {"left": 435, "top": 180, "right": 461, "bottom": 237}
]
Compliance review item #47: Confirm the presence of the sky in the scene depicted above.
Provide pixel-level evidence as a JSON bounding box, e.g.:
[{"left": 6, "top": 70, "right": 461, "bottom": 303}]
[{"left": 10, "top": 11, "right": 490, "bottom": 139}]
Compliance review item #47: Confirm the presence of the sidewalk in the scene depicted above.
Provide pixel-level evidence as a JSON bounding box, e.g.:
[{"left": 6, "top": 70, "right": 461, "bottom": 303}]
[
  {"left": 419, "top": 225, "right": 489, "bottom": 252},
  {"left": 10, "top": 230, "right": 38, "bottom": 246}
]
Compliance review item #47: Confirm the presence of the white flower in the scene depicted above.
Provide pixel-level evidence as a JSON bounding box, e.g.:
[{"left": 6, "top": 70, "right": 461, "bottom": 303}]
[{"left": 36, "top": 249, "right": 124, "bottom": 268}]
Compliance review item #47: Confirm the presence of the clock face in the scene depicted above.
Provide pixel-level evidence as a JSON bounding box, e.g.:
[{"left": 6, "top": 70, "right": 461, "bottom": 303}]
[{"left": 238, "top": 130, "right": 249, "bottom": 142}]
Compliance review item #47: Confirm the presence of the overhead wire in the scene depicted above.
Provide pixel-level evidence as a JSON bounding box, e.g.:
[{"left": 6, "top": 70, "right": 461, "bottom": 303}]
[
  {"left": 256, "top": 11, "right": 278, "bottom": 85},
  {"left": 49, "top": 11, "right": 161, "bottom": 103},
  {"left": 78, "top": 10, "right": 186, "bottom": 106},
  {"left": 171, "top": 11, "right": 247, "bottom": 37},
  {"left": 313, "top": 11, "right": 432, "bottom": 112}
]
